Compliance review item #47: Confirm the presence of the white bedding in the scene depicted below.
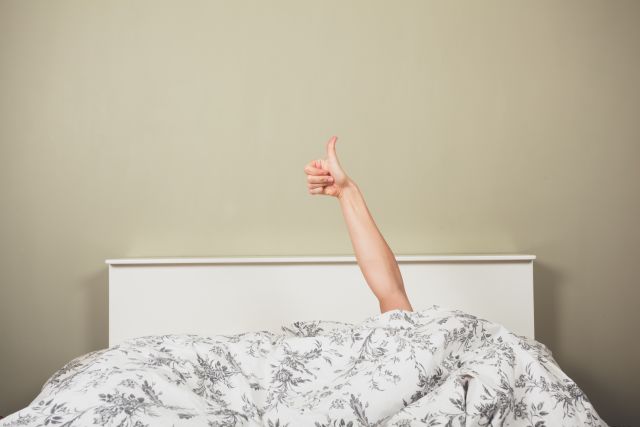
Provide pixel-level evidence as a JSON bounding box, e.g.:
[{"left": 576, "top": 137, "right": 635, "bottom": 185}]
[{"left": 2, "top": 306, "right": 606, "bottom": 426}]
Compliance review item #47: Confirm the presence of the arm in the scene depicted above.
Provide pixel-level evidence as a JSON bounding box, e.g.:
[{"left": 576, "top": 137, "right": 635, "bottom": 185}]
[
  {"left": 304, "top": 136, "right": 413, "bottom": 313},
  {"left": 337, "top": 182, "right": 413, "bottom": 312}
]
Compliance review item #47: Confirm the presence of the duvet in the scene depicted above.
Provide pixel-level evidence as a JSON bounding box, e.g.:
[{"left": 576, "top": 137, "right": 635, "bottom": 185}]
[{"left": 2, "top": 306, "right": 606, "bottom": 426}]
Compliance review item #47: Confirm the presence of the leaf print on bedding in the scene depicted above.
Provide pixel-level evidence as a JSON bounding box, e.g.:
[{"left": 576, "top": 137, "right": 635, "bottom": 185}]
[
  {"left": 192, "top": 353, "right": 239, "bottom": 405},
  {"left": 94, "top": 391, "right": 154, "bottom": 425}
]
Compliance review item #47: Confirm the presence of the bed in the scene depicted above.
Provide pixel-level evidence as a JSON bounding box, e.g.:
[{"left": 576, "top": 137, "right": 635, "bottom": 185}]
[{"left": 1, "top": 254, "right": 607, "bottom": 426}]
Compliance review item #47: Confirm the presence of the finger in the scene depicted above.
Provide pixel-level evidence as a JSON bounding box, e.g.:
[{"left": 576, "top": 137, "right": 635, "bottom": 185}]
[
  {"left": 309, "top": 186, "right": 325, "bottom": 195},
  {"left": 307, "top": 175, "right": 334, "bottom": 184},
  {"left": 313, "top": 159, "right": 327, "bottom": 170},
  {"left": 307, "top": 182, "right": 328, "bottom": 189},
  {"left": 326, "top": 136, "right": 338, "bottom": 161},
  {"left": 304, "top": 164, "right": 329, "bottom": 176}
]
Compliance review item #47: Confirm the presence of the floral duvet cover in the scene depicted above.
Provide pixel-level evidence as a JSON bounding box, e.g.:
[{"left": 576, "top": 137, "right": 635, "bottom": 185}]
[{"left": 3, "top": 306, "right": 606, "bottom": 426}]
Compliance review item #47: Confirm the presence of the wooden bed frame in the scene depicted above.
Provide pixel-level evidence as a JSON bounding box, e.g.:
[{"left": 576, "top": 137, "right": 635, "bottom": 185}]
[{"left": 105, "top": 254, "right": 535, "bottom": 346}]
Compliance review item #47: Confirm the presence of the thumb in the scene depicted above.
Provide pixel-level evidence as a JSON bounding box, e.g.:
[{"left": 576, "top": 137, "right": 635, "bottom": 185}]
[{"left": 326, "top": 135, "right": 339, "bottom": 161}]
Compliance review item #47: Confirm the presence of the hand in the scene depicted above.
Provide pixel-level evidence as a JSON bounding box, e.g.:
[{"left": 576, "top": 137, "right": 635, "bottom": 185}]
[{"left": 304, "top": 136, "right": 352, "bottom": 198}]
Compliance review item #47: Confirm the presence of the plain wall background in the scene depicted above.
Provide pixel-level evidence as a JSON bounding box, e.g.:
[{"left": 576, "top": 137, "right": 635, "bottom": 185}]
[{"left": 1, "top": 1, "right": 638, "bottom": 424}]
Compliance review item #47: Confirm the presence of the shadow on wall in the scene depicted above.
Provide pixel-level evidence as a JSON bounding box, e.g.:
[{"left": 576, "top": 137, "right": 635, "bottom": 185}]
[
  {"left": 533, "top": 261, "right": 561, "bottom": 352},
  {"left": 84, "top": 266, "right": 109, "bottom": 351}
]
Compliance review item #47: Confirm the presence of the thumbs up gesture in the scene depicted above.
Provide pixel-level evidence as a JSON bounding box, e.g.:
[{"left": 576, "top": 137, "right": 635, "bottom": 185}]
[{"left": 304, "top": 136, "right": 352, "bottom": 198}]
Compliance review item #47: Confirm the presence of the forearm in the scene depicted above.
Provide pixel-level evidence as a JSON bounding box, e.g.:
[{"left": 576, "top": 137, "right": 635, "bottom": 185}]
[{"left": 338, "top": 181, "right": 412, "bottom": 312}]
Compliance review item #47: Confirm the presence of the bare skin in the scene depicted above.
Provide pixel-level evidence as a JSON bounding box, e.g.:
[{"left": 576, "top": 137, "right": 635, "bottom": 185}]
[{"left": 304, "top": 136, "right": 413, "bottom": 313}]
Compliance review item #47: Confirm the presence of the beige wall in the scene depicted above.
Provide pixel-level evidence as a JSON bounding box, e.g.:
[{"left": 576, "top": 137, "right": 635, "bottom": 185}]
[{"left": 1, "top": 1, "right": 638, "bottom": 424}]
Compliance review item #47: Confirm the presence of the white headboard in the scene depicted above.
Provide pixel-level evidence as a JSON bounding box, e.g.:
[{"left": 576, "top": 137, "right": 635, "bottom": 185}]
[{"left": 106, "top": 255, "right": 535, "bottom": 346}]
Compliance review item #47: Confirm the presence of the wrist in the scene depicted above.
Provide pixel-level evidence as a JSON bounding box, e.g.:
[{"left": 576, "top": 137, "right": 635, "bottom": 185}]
[{"left": 337, "top": 180, "right": 359, "bottom": 200}]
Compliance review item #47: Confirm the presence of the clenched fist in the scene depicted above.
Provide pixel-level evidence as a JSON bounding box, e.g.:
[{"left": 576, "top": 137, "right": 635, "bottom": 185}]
[{"left": 303, "top": 136, "right": 353, "bottom": 198}]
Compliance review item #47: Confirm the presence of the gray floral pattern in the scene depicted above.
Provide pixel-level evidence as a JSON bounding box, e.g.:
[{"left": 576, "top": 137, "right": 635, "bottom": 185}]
[{"left": 2, "top": 306, "right": 606, "bottom": 426}]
